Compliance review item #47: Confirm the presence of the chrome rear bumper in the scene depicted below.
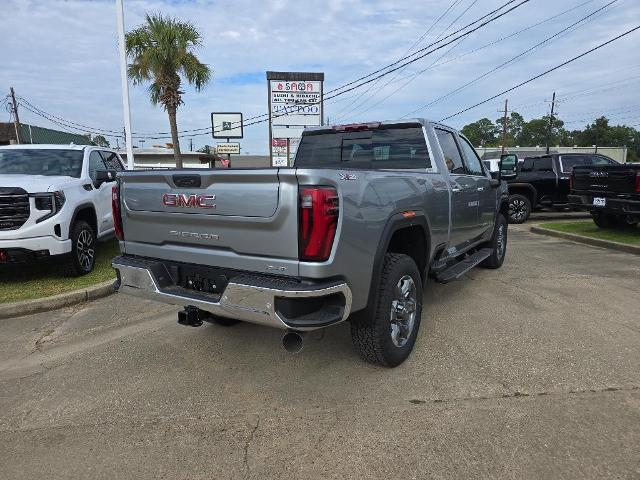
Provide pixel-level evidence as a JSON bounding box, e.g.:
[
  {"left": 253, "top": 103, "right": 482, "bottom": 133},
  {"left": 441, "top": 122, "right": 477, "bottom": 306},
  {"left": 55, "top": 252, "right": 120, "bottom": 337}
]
[{"left": 112, "top": 256, "right": 352, "bottom": 331}]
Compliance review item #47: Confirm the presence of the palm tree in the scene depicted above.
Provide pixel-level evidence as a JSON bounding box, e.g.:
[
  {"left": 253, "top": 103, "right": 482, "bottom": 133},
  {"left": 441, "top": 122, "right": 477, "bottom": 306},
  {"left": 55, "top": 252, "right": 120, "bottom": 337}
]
[{"left": 126, "top": 14, "right": 211, "bottom": 168}]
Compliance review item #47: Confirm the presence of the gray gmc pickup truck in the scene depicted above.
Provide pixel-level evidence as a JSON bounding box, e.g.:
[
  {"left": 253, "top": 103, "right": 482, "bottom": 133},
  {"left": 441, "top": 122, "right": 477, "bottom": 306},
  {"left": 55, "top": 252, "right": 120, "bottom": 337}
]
[{"left": 112, "top": 119, "right": 509, "bottom": 367}]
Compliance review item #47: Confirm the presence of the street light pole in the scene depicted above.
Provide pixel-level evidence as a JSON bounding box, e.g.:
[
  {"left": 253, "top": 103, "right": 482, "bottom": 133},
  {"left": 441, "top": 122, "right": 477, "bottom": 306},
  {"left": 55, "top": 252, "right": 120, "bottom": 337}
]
[{"left": 116, "top": 0, "right": 134, "bottom": 170}]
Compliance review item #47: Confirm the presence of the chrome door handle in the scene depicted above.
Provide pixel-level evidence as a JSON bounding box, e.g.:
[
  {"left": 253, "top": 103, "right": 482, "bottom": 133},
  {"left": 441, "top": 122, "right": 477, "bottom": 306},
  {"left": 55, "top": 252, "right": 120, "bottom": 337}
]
[
  {"left": 451, "top": 187, "right": 462, "bottom": 193},
  {"left": 477, "top": 187, "right": 485, "bottom": 192}
]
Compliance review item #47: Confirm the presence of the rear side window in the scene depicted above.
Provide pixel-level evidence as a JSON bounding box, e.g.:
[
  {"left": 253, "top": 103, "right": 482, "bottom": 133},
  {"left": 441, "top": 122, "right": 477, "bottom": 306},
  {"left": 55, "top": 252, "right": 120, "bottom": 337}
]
[
  {"left": 533, "top": 156, "right": 554, "bottom": 172},
  {"left": 435, "top": 129, "right": 465, "bottom": 174},
  {"left": 295, "top": 126, "right": 430, "bottom": 169}
]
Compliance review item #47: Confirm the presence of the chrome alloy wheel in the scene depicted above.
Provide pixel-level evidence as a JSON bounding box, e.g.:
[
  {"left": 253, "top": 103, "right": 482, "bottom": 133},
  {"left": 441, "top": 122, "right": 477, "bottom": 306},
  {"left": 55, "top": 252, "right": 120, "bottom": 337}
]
[
  {"left": 390, "top": 275, "right": 417, "bottom": 348},
  {"left": 76, "top": 229, "right": 95, "bottom": 272},
  {"left": 509, "top": 199, "right": 528, "bottom": 222}
]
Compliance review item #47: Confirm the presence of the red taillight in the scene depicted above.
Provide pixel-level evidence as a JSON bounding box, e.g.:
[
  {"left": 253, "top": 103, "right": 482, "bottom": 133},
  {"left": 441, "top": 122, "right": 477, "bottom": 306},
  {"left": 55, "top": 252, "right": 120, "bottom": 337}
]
[
  {"left": 635, "top": 172, "right": 640, "bottom": 193},
  {"left": 298, "top": 186, "right": 339, "bottom": 262},
  {"left": 112, "top": 184, "right": 124, "bottom": 241}
]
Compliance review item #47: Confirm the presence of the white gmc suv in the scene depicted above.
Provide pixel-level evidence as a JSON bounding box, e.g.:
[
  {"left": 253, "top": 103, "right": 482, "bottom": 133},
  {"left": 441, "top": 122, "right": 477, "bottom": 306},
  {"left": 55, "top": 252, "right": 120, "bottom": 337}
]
[{"left": 0, "top": 144, "right": 125, "bottom": 275}]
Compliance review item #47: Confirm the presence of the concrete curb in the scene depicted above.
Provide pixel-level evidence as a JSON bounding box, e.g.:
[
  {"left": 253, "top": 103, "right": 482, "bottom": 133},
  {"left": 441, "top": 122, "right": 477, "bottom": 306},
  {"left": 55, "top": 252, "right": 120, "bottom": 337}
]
[
  {"left": 530, "top": 225, "right": 640, "bottom": 256},
  {"left": 0, "top": 279, "right": 116, "bottom": 320}
]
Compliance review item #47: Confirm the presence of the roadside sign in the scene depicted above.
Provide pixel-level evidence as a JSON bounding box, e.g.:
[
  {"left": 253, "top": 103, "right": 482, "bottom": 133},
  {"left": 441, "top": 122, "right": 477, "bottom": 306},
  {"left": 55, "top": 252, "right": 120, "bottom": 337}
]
[
  {"left": 216, "top": 142, "right": 240, "bottom": 155},
  {"left": 272, "top": 138, "right": 288, "bottom": 167},
  {"left": 267, "top": 72, "right": 324, "bottom": 167},
  {"left": 211, "top": 112, "right": 243, "bottom": 139}
]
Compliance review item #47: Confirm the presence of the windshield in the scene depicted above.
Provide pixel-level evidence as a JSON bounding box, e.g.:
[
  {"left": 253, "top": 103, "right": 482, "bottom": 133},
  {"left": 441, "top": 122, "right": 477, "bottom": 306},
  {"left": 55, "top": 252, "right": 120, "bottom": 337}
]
[
  {"left": 559, "top": 155, "right": 617, "bottom": 173},
  {"left": 0, "top": 149, "right": 84, "bottom": 177}
]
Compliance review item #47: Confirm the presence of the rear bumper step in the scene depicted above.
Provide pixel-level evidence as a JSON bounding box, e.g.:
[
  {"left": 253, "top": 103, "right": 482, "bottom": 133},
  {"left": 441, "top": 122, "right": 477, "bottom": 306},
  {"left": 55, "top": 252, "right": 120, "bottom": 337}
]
[{"left": 112, "top": 256, "right": 352, "bottom": 331}]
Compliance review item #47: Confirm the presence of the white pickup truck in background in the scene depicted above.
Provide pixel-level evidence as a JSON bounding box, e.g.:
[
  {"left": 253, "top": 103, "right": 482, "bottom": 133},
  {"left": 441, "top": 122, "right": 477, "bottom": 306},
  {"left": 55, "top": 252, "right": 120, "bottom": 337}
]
[{"left": 0, "top": 144, "right": 125, "bottom": 275}]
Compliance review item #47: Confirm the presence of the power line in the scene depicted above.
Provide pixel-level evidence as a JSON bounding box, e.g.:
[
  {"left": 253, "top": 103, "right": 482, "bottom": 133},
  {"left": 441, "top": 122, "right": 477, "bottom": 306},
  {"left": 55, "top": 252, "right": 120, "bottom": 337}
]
[
  {"left": 354, "top": 0, "right": 600, "bottom": 119},
  {"left": 13, "top": 0, "right": 529, "bottom": 140},
  {"left": 332, "top": 0, "right": 471, "bottom": 122},
  {"left": 438, "top": 25, "right": 640, "bottom": 122},
  {"left": 403, "top": 0, "right": 619, "bottom": 118},
  {"left": 331, "top": 0, "right": 464, "bottom": 121}
]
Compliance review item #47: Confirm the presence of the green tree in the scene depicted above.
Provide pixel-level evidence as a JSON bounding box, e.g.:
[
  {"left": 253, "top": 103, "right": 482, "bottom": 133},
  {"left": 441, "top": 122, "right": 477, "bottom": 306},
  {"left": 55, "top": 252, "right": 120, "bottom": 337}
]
[
  {"left": 519, "top": 115, "right": 565, "bottom": 147},
  {"left": 461, "top": 118, "right": 498, "bottom": 147},
  {"left": 126, "top": 13, "right": 211, "bottom": 168},
  {"left": 494, "top": 111, "right": 525, "bottom": 147},
  {"left": 91, "top": 134, "right": 110, "bottom": 147}
]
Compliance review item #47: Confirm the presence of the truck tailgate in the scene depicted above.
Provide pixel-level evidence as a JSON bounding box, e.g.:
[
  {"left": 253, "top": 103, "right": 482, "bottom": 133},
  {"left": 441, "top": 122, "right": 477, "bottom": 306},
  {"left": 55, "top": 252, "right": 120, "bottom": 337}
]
[
  {"left": 118, "top": 169, "right": 300, "bottom": 276},
  {"left": 573, "top": 165, "right": 638, "bottom": 194}
]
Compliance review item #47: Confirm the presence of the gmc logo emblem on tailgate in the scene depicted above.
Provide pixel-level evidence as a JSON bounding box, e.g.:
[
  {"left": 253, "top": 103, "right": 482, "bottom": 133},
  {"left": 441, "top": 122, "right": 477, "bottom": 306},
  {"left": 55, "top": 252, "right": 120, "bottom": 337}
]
[{"left": 162, "top": 193, "right": 216, "bottom": 209}]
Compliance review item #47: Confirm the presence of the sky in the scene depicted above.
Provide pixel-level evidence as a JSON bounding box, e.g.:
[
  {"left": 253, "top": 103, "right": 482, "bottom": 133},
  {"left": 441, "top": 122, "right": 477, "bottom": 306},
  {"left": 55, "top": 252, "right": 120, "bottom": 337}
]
[{"left": 1, "top": 0, "right": 639, "bottom": 154}]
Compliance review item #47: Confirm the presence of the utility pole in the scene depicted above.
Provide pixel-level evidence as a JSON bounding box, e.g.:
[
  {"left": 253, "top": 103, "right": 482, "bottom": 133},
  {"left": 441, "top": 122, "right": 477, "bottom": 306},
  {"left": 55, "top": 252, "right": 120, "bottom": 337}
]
[
  {"left": 500, "top": 99, "right": 508, "bottom": 156},
  {"left": 9, "top": 87, "right": 21, "bottom": 144},
  {"left": 545, "top": 91, "right": 556, "bottom": 155},
  {"left": 116, "top": 0, "right": 134, "bottom": 169}
]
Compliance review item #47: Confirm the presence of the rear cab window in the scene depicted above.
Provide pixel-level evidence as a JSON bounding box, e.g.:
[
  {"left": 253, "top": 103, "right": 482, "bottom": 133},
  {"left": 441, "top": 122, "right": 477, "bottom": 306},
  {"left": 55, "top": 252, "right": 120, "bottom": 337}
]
[{"left": 295, "top": 124, "right": 431, "bottom": 169}]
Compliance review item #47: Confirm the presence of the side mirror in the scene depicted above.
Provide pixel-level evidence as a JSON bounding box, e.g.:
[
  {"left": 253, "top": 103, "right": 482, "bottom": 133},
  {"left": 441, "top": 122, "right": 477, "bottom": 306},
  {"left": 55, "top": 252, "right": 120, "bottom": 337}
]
[
  {"left": 95, "top": 169, "right": 117, "bottom": 187},
  {"left": 499, "top": 154, "right": 518, "bottom": 180}
]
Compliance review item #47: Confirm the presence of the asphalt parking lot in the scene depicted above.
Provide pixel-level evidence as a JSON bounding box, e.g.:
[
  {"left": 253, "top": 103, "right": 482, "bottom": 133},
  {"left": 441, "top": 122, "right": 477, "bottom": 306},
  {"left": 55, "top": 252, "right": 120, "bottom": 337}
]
[{"left": 0, "top": 225, "right": 638, "bottom": 479}]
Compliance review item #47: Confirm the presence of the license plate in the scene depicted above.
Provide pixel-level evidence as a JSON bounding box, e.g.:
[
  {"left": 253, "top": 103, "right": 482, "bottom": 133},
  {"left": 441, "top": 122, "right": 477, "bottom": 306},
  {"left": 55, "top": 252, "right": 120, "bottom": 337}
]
[{"left": 593, "top": 197, "right": 606, "bottom": 207}]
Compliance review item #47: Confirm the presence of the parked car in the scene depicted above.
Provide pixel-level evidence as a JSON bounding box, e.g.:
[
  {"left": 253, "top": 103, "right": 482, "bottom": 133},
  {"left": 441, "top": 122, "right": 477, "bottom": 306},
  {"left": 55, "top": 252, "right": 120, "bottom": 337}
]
[
  {"left": 503, "top": 152, "right": 618, "bottom": 223},
  {"left": 568, "top": 163, "right": 640, "bottom": 228},
  {"left": 111, "top": 119, "right": 510, "bottom": 367},
  {"left": 0, "top": 144, "right": 125, "bottom": 275}
]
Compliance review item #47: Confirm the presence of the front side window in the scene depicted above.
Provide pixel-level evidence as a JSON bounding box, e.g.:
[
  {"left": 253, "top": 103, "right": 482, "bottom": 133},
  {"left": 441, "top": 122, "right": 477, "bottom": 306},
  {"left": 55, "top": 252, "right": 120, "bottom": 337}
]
[
  {"left": 458, "top": 136, "right": 485, "bottom": 176},
  {"left": 88, "top": 151, "right": 106, "bottom": 184},
  {"left": 435, "top": 129, "right": 465, "bottom": 174},
  {"left": 0, "top": 149, "right": 84, "bottom": 177}
]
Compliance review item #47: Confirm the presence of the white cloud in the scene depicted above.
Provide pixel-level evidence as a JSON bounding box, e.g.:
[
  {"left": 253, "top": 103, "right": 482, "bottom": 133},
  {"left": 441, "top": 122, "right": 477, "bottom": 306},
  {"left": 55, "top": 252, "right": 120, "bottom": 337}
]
[{"left": 1, "top": 0, "right": 639, "bottom": 154}]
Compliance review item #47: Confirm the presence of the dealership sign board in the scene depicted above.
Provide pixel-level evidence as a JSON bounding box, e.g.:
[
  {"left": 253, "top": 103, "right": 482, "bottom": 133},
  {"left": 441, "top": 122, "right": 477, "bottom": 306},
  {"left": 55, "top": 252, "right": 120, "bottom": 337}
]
[
  {"left": 267, "top": 72, "right": 324, "bottom": 167},
  {"left": 216, "top": 142, "right": 240, "bottom": 155},
  {"left": 211, "top": 112, "right": 243, "bottom": 139}
]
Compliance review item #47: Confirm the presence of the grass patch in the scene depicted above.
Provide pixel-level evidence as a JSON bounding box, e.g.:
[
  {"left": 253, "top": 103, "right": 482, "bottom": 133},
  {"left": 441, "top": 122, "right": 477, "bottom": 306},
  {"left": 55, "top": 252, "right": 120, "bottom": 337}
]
[
  {"left": 541, "top": 220, "right": 640, "bottom": 246},
  {"left": 0, "top": 240, "right": 119, "bottom": 304}
]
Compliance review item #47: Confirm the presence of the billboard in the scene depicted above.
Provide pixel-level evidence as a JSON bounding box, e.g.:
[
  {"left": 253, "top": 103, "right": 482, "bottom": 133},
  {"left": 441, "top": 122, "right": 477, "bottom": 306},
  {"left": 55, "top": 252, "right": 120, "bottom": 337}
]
[
  {"left": 267, "top": 72, "right": 324, "bottom": 167},
  {"left": 211, "top": 112, "right": 243, "bottom": 139}
]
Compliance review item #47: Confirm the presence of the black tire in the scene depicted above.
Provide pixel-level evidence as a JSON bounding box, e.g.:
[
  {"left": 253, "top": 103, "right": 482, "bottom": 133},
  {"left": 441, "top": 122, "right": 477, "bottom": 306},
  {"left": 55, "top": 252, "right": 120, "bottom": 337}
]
[
  {"left": 350, "top": 253, "right": 423, "bottom": 368},
  {"left": 481, "top": 213, "right": 508, "bottom": 269},
  {"left": 63, "top": 220, "right": 96, "bottom": 277},
  {"left": 508, "top": 194, "right": 532, "bottom": 224},
  {"left": 591, "top": 212, "right": 619, "bottom": 229}
]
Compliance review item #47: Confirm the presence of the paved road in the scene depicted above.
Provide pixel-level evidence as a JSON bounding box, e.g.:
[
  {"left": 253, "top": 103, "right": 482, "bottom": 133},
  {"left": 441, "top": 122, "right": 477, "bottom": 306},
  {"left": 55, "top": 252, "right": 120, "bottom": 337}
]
[{"left": 1, "top": 227, "right": 639, "bottom": 479}]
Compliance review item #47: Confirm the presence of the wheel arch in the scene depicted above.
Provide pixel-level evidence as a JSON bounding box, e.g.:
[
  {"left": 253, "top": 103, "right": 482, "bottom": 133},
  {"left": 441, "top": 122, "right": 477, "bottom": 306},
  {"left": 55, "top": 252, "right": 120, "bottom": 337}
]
[
  {"left": 354, "top": 212, "right": 431, "bottom": 320},
  {"left": 508, "top": 183, "right": 537, "bottom": 206},
  {"left": 71, "top": 203, "right": 98, "bottom": 236}
]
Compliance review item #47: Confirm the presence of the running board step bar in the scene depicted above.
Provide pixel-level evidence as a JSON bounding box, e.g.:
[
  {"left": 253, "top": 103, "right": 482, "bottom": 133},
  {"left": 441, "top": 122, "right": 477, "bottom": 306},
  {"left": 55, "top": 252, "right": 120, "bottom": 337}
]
[{"left": 434, "top": 248, "right": 493, "bottom": 284}]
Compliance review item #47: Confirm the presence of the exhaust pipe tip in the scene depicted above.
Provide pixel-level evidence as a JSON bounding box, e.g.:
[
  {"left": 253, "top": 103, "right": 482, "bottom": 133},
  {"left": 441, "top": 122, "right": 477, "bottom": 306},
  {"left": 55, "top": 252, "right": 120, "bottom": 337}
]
[{"left": 282, "top": 331, "right": 305, "bottom": 354}]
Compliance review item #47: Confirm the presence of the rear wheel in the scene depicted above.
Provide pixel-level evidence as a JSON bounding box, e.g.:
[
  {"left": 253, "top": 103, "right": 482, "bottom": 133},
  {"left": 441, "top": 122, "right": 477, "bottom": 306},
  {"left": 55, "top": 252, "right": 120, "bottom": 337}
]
[
  {"left": 350, "top": 253, "right": 423, "bottom": 368},
  {"left": 481, "top": 213, "right": 508, "bottom": 269},
  {"left": 63, "top": 220, "right": 96, "bottom": 277},
  {"left": 592, "top": 212, "right": 620, "bottom": 229},
  {"left": 508, "top": 194, "right": 532, "bottom": 224}
]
